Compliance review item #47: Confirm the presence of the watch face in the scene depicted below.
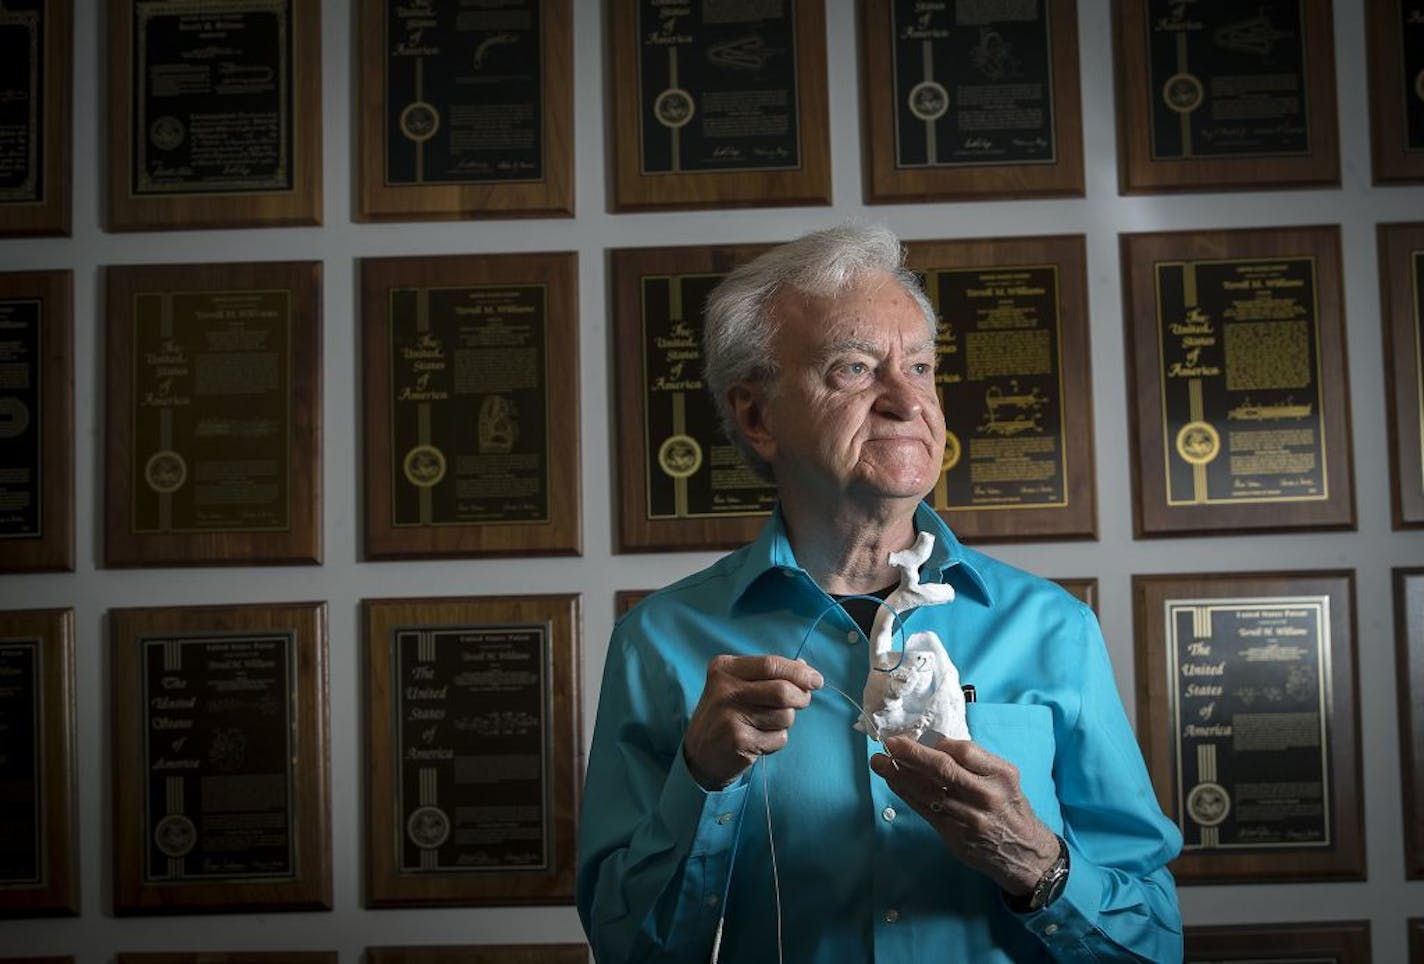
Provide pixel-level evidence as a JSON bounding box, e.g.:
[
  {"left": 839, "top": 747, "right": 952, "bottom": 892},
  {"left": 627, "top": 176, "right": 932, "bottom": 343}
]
[
  {"left": 1032, "top": 838, "right": 1071, "bottom": 909},
  {"left": 1037, "top": 863, "right": 1069, "bottom": 909}
]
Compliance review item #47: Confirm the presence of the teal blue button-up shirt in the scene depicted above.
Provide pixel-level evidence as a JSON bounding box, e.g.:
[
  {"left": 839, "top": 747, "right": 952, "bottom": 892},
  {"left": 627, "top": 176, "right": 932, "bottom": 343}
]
[{"left": 577, "top": 504, "right": 1183, "bottom": 962}]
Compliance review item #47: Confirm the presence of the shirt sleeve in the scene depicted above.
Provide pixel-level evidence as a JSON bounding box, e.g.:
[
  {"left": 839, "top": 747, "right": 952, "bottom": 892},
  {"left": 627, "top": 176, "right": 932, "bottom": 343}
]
[
  {"left": 576, "top": 626, "right": 751, "bottom": 962},
  {"left": 1017, "top": 605, "right": 1185, "bottom": 963}
]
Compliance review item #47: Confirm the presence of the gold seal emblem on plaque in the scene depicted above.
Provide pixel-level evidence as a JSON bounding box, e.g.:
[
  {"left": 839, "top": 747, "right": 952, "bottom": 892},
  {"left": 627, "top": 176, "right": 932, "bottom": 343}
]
[
  {"left": 1175, "top": 421, "right": 1220, "bottom": 465},
  {"left": 399, "top": 101, "right": 440, "bottom": 142},
  {"left": 145, "top": 450, "right": 187, "bottom": 494},
  {"left": 658, "top": 434, "right": 702, "bottom": 478},
  {"left": 403, "top": 445, "right": 447, "bottom": 487},
  {"left": 154, "top": 813, "right": 197, "bottom": 857},
  {"left": 150, "top": 115, "right": 186, "bottom": 150},
  {"left": 907, "top": 81, "right": 950, "bottom": 121},
  {"left": 654, "top": 88, "right": 696, "bottom": 129},
  {"left": 0, "top": 397, "right": 31, "bottom": 438},
  {"left": 1162, "top": 72, "right": 1204, "bottom": 113},
  {"left": 1185, "top": 782, "right": 1231, "bottom": 827},
  {"left": 406, "top": 805, "right": 451, "bottom": 850},
  {"left": 941, "top": 431, "right": 962, "bottom": 472}
]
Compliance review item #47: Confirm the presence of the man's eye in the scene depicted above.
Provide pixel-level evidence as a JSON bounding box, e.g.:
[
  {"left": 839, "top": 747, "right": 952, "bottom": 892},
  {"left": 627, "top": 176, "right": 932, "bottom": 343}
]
[
  {"left": 910, "top": 362, "right": 933, "bottom": 376},
  {"left": 840, "top": 362, "right": 869, "bottom": 377}
]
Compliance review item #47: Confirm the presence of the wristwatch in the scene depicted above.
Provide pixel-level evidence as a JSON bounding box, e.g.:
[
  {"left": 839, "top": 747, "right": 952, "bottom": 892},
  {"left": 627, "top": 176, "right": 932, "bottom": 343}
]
[{"left": 1005, "top": 834, "right": 1070, "bottom": 913}]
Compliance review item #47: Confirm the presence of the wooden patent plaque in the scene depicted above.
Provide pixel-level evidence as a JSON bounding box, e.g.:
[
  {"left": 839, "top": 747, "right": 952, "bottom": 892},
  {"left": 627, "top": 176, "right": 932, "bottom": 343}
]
[
  {"left": 1367, "top": 0, "right": 1424, "bottom": 183},
  {"left": 106, "top": 0, "right": 322, "bottom": 230},
  {"left": 361, "top": 253, "right": 580, "bottom": 558},
  {"left": 607, "top": 0, "right": 830, "bottom": 211},
  {"left": 611, "top": 243, "right": 777, "bottom": 552},
  {"left": 0, "top": 270, "right": 72, "bottom": 573},
  {"left": 615, "top": 589, "right": 653, "bottom": 616},
  {"left": 1133, "top": 570, "right": 1364, "bottom": 883},
  {"left": 1413, "top": 918, "right": 1424, "bottom": 964},
  {"left": 0, "top": 609, "right": 77, "bottom": 917},
  {"left": 363, "top": 594, "right": 581, "bottom": 906},
  {"left": 859, "top": 0, "right": 1084, "bottom": 203},
  {"left": 109, "top": 602, "right": 331, "bottom": 914},
  {"left": 0, "top": 0, "right": 70, "bottom": 236},
  {"left": 356, "top": 0, "right": 573, "bottom": 219},
  {"left": 116, "top": 951, "right": 336, "bottom": 956},
  {"left": 365, "top": 947, "right": 587, "bottom": 964},
  {"left": 905, "top": 235, "right": 1096, "bottom": 542},
  {"left": 1396, "top": 568, "right": 1424, "bottom": 879},
  {"left": 1185, "top": 920, "right": 1371, "bottom": 961},
  {"left": 1052, "top": 577, "right": 1097, "bottom": 613},
  {"left": 104, "top": 261, "right": 322, "bottom": 567},
  {"left": 1121, "top": 226, "right": 1354, "bottom": 537},
  {"left": 1379, "top": 223, "right": 1424, "bottom": 527},
  {"left": 1111, "top": 0, "right": 1340, "bottom": 193}
]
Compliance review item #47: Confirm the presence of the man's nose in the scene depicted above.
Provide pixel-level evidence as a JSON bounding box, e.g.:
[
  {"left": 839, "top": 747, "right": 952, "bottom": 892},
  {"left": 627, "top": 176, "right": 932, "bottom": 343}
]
[{"left": 872, "top": 368, "right": 923, "bottom": 420}]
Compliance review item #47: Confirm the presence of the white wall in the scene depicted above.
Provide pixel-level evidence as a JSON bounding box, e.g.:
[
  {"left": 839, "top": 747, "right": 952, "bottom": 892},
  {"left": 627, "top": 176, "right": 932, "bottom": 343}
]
[{"left": 1, "top": 0, "right": 1421, "bottom": 960}]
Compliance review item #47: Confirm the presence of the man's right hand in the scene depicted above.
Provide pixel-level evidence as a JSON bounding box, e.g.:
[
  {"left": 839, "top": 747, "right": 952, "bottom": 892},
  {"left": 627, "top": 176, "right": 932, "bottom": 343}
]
[{"left": 682, "top": 655, "right": 824, "bottom": 789}]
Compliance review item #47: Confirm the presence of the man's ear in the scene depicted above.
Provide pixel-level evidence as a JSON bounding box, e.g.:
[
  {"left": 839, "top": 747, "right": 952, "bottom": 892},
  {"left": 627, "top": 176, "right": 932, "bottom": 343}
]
[{"left": 727, "top": 382, "right": 777, "bottom": 463}]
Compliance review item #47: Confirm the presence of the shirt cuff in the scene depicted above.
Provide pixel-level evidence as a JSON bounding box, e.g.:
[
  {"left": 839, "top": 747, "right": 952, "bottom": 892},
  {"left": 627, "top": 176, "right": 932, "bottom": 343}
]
[
  {"left": 1011, "top": 839, "right": 1105, "bottom": 957},
  {"left": 662, "top": 744, "right": 751, "bottom": 858}
]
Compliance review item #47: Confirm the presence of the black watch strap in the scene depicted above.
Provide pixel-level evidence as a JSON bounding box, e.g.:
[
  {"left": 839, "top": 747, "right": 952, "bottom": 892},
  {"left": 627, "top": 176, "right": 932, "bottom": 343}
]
[{"left": 1004, "top": 834, "right": 1070, "bottom": 913}]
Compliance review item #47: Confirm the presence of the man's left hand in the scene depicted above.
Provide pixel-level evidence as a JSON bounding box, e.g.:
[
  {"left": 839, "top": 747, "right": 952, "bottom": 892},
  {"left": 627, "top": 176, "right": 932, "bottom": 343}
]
[{"left": 870, "top": 735, "right": 1060, "bottom": 897}]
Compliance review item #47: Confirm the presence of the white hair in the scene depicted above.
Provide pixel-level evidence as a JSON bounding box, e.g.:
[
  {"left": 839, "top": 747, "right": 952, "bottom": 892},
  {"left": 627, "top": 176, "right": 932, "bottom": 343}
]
[{"left": 702, "top": 222, "right": 937, "bottom": 479}]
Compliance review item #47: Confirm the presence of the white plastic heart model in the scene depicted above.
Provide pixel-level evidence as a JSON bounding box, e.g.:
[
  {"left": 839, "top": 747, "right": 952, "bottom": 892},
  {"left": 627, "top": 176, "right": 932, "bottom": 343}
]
[{"left": 853, "top": 532, "right": 970, "bottom": 743}]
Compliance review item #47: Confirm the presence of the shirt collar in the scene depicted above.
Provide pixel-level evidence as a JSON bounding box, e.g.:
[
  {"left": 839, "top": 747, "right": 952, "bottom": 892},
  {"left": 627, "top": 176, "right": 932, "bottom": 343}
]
[{"left": 729, "top": 502, "right": 993, "bottom": 608}]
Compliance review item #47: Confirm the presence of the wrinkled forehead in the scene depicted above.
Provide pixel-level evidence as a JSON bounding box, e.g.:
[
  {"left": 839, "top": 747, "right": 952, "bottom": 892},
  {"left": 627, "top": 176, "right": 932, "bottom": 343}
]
[{"left": 769, "top": 270, "right": 936, "bottom": 351}]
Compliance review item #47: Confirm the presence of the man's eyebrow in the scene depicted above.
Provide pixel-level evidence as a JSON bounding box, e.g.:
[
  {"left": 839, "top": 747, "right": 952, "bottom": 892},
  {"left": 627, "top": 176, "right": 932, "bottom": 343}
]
[
  {"left": 811, "top": 337, "right": 938, "bottom": 366},
  {"left": 811, "top": 338, "right": 882, "bottom": 365}
]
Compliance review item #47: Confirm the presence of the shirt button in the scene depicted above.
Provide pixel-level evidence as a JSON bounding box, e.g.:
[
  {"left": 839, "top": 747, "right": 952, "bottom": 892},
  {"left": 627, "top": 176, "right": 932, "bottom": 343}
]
[
  {"left": 716, "top": 812, "right": 733, "bottom": 825},
  {"left": 881, "top": 806, "right": 896, "bottom": 823},
  {"left": 846, "top": 629, "right": 859, "bottom": 644},
  {"left": 706, "top": 894, "right": 720, "bottom": 908},
  {"left": 1044, "top": 924, "right": 1059, "bottom": 936},
  {"left": 884, "top": 908, "right": 900, "bottom": 924}
]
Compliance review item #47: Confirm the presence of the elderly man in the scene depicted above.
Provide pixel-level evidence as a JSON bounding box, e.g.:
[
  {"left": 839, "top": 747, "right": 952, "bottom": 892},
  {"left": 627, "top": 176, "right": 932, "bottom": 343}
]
[{"left": 577, "top": 224, "right": 1182, "bottom": 961}]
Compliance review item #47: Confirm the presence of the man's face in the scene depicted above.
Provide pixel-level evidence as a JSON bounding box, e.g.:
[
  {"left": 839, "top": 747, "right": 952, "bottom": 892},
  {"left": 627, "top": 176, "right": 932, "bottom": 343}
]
[{"left": 747, "top": 270, "right": 946, "bottom": 507}]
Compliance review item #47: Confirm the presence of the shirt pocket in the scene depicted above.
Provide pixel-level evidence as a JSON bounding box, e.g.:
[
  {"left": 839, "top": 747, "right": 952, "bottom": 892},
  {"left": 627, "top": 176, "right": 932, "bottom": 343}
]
[{"left": 966, "top": 702, "right": 1064, "bottom": 834}]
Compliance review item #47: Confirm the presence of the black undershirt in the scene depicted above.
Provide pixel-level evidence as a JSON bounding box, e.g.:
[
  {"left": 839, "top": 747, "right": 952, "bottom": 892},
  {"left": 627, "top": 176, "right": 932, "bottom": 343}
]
[{"left": 830, "top": 583, "right": 898, "bottom": 640}]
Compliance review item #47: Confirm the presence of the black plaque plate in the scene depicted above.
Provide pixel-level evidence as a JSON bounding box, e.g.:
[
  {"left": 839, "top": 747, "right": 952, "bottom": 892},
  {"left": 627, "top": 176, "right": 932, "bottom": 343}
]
[
  {"left": 132, "top": 0, "right": 293, "bottom": 196},
  {"left": 384, "top": 0, "right": 542, "bottom": 186},
  {"left": 926, "top": 265, "right": 1067, "bottom": 512},
  {"left": 1154, "top": 256, "right": 1328, "bottom": 508},
  {"left": 141, "top": 632, "right": 295, "bottom": 883},
  {"left": 0, "top": 297, "right": 42, "bottom": 538},
  {"left": 890, "top": 0, "right": 1057, "bottom": 169},
  {"left": 0, "top": 639, "right": 41, "bottom": 887},
  {"left": 1406, "top": 1, "right": 1424, "bottom": 153},
  {"left": 394, "top": 625, "right": 551, "bottom": 873},
  {"left": 390, "top": 285, "right": 550, "bottom": 527},
  {"left": 641, "top": 273, "right": 777, "bottom": 522},
  {"left": 1166, "top": 596, "right": 1334, "bottom": 851},
  {"left": 638, "top": 0, "right": 800, "bottom": 175},
  {"left": 1146, "top": 0, "right": 1311, "bottom": 161},
  {"left": 130, "top": 289, "right": 292, "bottom": 535},
  {"left": 0, "top": 2, "right": 42, "bottom": 203}
]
